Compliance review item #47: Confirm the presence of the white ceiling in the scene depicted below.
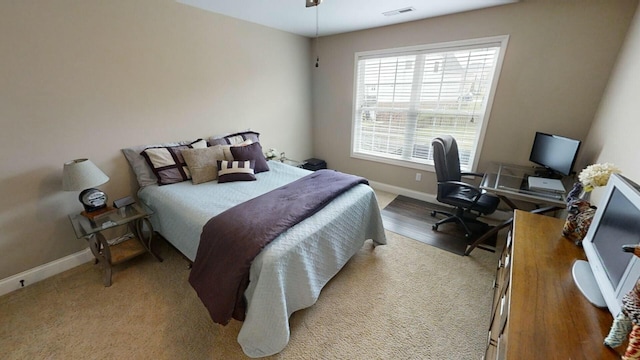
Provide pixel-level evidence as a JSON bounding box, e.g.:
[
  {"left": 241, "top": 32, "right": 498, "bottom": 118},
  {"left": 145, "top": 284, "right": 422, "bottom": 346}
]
[{"left": 177, "top": 0, "right": 518, "bottom": 38}]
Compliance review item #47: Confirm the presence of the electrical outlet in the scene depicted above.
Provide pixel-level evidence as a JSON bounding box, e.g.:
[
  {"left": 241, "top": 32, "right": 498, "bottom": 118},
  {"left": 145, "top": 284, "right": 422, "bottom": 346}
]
[{"left": 415, "top": 173, "right": 422, "bottom": 181}]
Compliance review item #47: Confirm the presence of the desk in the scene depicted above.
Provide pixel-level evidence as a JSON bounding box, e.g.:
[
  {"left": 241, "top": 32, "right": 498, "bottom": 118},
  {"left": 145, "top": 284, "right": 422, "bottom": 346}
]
[
  {"left": 480, "top": 163, "right": 574, "bottom": 209},
  {"left": 483, "top": 210, "right": 620, "bottom": 359}
]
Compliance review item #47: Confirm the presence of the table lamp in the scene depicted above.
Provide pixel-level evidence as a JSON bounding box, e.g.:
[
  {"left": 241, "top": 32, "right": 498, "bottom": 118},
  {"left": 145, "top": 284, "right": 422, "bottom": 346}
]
[{"left": 63, "top": 159, "right": 110, "bottom": 213}]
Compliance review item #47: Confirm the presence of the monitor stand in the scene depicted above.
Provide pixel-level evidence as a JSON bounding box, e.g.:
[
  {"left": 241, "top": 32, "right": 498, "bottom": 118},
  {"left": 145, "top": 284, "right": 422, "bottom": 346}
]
[{"left": 572, "top": 260, "right": 607, "bottom": 308}]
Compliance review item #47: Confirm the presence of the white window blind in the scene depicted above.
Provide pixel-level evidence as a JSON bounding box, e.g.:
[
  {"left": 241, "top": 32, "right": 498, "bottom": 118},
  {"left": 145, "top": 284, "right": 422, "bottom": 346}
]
[{"left": 351, "top": 36, "right": 508, "bottom": 171}]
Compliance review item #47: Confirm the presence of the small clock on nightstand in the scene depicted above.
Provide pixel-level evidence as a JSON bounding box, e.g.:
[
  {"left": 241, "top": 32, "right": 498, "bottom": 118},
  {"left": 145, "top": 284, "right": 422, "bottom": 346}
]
[{"left": 79, "top": 188, "right": 108, "bottom": 212}]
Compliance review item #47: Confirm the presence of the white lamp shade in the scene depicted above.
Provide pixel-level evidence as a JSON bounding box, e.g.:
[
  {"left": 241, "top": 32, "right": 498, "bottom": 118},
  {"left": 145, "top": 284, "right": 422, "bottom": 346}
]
[{"left": 62, "top": 159, "right": 109, "bottom": 191}]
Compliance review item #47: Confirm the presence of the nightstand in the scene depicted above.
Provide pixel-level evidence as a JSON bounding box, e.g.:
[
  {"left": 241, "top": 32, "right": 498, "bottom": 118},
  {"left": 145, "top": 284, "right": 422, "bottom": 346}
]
[
  {"left": 280, "top": 158, "right": 304, "bottom": 168},
  {"left": 68, "top": 203, "right": 162, "bottom": 286}
]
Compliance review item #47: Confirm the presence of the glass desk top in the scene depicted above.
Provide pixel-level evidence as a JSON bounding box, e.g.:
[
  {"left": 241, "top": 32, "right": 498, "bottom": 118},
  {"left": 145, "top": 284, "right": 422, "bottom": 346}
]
[{"left": 480, "top": 163, "right": 575, "bottom": 207}]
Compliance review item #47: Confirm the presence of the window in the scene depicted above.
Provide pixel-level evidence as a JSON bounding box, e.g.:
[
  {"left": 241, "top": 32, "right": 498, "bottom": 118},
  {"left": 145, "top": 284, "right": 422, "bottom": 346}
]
[{"left": 351, "top": 36, "right": 508, "bottom": 171}]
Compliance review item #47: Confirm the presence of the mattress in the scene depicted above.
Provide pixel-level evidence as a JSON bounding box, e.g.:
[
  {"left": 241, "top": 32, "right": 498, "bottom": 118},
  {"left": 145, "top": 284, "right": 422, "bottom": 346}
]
[{"left": 138, "top": 161, "right": 387, "bottom": 357}]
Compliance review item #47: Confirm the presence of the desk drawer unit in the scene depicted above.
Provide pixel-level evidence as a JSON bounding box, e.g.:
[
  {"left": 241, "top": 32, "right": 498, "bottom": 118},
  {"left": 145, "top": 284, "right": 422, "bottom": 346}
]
[{"left": 483, "top": 210, "right": 621, "bottom": 359}]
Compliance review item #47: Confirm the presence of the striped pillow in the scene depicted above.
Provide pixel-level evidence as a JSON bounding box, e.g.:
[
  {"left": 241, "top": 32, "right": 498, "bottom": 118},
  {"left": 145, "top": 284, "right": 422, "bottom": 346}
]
[{"left": 217, "top": 160, "right": 256, "bottom": 183}]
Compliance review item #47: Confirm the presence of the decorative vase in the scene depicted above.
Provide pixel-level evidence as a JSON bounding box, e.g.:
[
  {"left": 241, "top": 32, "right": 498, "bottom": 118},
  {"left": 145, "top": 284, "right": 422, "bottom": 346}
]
[{"left": 562, "top": 182, "right": 596, "bottom": 246}]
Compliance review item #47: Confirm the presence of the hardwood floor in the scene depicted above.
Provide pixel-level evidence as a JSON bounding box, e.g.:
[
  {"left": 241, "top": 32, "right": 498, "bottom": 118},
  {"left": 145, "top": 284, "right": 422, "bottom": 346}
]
[{"left": 381, "top": 196, "right": 498, "bottom": 255}]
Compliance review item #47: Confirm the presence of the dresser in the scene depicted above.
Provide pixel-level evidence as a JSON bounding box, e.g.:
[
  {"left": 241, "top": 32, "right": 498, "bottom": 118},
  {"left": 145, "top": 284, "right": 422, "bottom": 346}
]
[{"left": 484, "top": 210, "right": 623, "bottom": 359}]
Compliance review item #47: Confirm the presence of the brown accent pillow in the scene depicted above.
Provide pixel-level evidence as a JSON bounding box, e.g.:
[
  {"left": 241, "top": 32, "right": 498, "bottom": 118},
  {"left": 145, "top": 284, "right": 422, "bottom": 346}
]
[
  {"left": 217, "top": 160, "right": 256, "bottom": 183},
  {"left": 182, "top": 145, "right": 227, "bottom": 184},
  {"left": 230, "top": 142, "right": 269, "bottom": 173}
]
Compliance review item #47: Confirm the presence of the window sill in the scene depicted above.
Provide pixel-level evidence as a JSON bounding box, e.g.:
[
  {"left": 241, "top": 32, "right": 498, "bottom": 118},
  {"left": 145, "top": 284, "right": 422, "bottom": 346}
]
[{"left": 350, "top": 152, "right": 435, "bottom": 173}]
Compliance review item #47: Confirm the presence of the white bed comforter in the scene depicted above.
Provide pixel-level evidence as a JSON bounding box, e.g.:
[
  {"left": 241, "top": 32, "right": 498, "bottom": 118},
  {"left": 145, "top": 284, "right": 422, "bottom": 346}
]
[{"left": 138, "top": 161, "right": 386, "bottom": 357}]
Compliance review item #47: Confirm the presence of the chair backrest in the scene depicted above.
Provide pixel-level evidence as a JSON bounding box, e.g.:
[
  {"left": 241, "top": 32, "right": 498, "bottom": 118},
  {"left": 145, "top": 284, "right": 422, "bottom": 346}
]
[{"left": 432, "top": 135, "right": 462, "bottom": 183}]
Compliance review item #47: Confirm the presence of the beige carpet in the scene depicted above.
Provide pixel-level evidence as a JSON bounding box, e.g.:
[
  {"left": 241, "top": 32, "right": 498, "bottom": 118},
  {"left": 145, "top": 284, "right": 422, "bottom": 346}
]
[{"left": 0, "top": 193, "right": 499, "bottom": 360}]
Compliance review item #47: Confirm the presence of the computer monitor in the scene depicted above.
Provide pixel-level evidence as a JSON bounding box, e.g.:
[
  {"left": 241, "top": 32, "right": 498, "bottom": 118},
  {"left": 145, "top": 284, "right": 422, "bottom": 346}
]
[
  {"left": 573, "top": 173, "right": 640, "bottom": 316},
  {"left": 529, "top": 132, "right": 581, "bottom": 177}
]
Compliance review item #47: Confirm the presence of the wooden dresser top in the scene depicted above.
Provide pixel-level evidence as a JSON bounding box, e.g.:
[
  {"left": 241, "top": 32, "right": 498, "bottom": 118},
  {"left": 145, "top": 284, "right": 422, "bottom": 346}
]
[{"left": 507, "top": 210, "right": 623, "bottom": 359}]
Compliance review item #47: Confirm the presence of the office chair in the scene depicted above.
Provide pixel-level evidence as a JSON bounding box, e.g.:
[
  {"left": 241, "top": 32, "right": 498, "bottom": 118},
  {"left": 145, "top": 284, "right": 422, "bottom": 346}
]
[{"left": 431, "top": 135, "right": 500, "bottom": 238}]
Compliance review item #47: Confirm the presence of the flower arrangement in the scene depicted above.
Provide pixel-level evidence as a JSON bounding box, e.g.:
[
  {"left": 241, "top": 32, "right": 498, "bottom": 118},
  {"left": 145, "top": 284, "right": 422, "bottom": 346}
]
[
  {"left": 578, "top": 163, "right": 621, "bottom": 192},
  {"left": 265, "top": 148, "right": 279, "bottom": 160}
]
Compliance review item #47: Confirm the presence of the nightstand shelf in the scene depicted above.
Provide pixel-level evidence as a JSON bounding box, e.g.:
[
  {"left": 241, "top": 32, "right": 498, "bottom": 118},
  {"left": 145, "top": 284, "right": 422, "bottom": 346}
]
[
  {"left": 68, "top": 203, "right": 162, "bottom": 286},
  {"left": 109, "top": 237, "right": 147, "bottom": 264}
]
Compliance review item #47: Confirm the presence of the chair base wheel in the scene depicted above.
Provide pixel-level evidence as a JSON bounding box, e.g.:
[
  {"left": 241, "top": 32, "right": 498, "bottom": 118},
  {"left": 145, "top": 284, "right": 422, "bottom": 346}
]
[{"left": 432, "top": 224, "right": 438, "bottom": 231}]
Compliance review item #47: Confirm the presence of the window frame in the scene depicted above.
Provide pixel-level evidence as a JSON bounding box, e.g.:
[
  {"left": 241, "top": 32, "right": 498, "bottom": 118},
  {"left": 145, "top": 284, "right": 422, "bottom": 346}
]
[{"left": 350, "top": 35, "right": 509, "bottom": 173}]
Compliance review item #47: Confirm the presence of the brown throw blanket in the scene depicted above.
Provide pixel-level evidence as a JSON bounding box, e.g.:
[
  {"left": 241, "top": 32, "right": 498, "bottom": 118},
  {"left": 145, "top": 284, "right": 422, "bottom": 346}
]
[{"left": 188, "top": 169, "right": 369, "bottom": 325}]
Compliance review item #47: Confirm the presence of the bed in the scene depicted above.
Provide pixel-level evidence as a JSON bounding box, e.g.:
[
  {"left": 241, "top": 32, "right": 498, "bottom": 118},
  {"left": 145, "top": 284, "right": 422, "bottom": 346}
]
[{"left": 137, "top": 160, "right": 387, "bottom": 357}]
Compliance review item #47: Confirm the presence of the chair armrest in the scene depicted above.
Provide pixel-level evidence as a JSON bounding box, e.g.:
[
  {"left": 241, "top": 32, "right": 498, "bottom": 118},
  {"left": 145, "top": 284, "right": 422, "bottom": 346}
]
[{"left": 460, "top": 171, "right": 484, "bottom": 178}]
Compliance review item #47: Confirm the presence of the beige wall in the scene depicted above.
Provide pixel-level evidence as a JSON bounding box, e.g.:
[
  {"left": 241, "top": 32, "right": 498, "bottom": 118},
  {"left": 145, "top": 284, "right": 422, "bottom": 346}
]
[
  {"left": 580, "top": 5, "right": 640, "bottom": 191},
  {"left": 3, "top": 0, "right": 640, "bottom": 282},
  {"left": 0, "top": 1, "right": 313, "bottom": 279},
  {"left": 311, "top": 0, "right": 638, "bottom": 194}
]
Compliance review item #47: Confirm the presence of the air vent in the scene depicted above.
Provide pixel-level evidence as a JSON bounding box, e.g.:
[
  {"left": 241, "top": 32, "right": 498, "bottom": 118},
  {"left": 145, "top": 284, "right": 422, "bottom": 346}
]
[{"left": 383, "top": 7, "right": 416, "bottom": 16}]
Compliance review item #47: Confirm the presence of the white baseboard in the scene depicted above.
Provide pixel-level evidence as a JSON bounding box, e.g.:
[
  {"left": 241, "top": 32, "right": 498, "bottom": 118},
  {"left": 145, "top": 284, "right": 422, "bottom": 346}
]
[
  {"left": 369, "top": 180, "right": 439, "bottom": 204},
  {"left": 0, "top": 248, "right": 93, "bottom": 297},
  {"left": 0, "top": 181, "right": 511, "bottom": 298},
  {"left": 368, "top": 180, "right": 512, "bottom": 221}
]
